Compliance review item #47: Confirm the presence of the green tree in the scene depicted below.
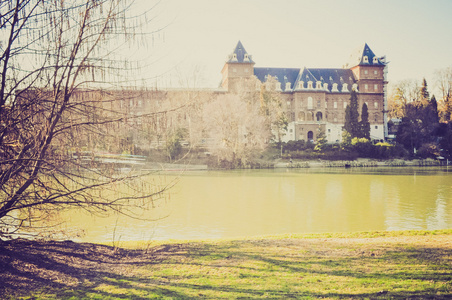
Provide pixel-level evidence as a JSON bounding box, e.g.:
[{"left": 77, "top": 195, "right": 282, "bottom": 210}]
[
  {"left": 359, "top": 103, "right": 370, "bottom": 139},
  {"left": 420, "top": 78, "right": 430, "bottom": 104},
  {"left": 396, "top": 105, "right": 425, "bottom": 154},
  {"left": 344, "top": 90, "right": 360, "bottom": 138},
  {"left": 314, "top": 129, "right": 327, "bottom": 152},
  {"left": 439, "top": 124, "right": 452, "bottom": 159},
  {"left": 166, "top": 128, "right": 185, "bottom": 161},
  {"left": 426, "top": 95, "right": 440, "bottom": 126},
  {"left": 341, "top": 130, "right": 352, "bottom": 150},
  {"left": 395, "top": 78, "right": 440, "bottom": 155}
]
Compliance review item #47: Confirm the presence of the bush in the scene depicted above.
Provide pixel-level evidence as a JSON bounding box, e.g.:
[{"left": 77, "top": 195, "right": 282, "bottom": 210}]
[
  {"left": 276, "top": 140, "right": 315, "bottom": 153},
  {"left": 417, "top": 143, "right": 440, "bottom": 159},
  {"left": 282, "top": 149, "right": 358, "bottom": 161}
]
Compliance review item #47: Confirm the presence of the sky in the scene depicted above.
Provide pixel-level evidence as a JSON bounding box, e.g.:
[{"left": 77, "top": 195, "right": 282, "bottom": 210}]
[{"left": 136, "top": 0, "right": 452, "bottom": 94}]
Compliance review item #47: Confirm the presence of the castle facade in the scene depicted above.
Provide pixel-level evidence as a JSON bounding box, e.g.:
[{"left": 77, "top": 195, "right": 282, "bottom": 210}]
[{"left": 220, "top": 41, "right": 388, "bottom": 143}]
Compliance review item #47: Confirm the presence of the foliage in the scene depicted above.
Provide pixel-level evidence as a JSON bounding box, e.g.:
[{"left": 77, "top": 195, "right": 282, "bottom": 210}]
[
  {"left": 393, "top": 79, "right": 442, "bottom": 156},
  {"left": 344, "top": 90, "right": 360, "bottom": 138},
  {"left": 165, "top": 128, "right": 186, "bottom": 161},
  {"left": 359, "top": 103, "right": 370, "bottom": 139},
  {"left": 439, "top": 123, "right": 452, "bottom": 159},
  {"left": 420, "top": 78, "right": 430, "bottom": 103},
  {"left": 277, "top": 140, "right": 314, "bottom": 152},
  {"left": 428, "top": 95, "right": 440, "bottom": 124},
  {"left": 314, "top": 129, "right": 327, "bottom": 152},
  {"left": 351, "top": 137, "right": 372, "bottom": 155},
  {"left": 417, "top": 143, "right": 441, "bottom": 159},
  {"left": 282, "top": 150, "right": 358, "bottom": 161},
  {"left": 341, "top": 130, "right": 352, "bottom": 150}
]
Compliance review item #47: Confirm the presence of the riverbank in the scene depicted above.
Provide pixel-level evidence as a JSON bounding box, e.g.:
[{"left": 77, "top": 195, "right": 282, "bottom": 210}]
[
  {"left": 1, "top": 230, "right": 451, "bottom": 299},
  {"left": 142, "top": 157, "right": 446, "bottom": 171}
]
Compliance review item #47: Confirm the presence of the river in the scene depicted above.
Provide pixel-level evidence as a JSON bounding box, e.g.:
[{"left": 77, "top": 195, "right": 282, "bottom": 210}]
[{"left": 65, "top": 166, "right": 452, "bottom": 242}]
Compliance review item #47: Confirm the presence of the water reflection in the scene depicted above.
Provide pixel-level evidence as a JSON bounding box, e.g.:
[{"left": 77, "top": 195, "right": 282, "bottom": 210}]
[{"left": 67, "top": 167, "right": 452, "bottom": 242}]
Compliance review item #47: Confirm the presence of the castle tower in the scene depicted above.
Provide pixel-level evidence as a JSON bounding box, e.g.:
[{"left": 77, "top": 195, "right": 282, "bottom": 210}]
[
  {"left": 221, "top": 41, "right": 255, "bottom": 92},
  {"left": 349, "top": 43, "right": 386, "bottom": 92},
  {"left": 349, "top": 44, "right": 388, "bottom": 139}
]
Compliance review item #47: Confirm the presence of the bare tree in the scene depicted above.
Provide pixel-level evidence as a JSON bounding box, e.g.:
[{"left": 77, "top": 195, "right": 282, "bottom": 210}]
[
  {"left": 259, "top": 76, "right": 288, "bottom": 144},
  {"left": 435, "top": 66, "right": 452, "bottom": 122},
  {"left": 203, "top": 93, "right": 270, "bottom": 168},
  {"left": 388, "top": 79, "right": 420, "bottom": 118},
  {"left": 0, "top": 0, "right": 173, "bottom": 238}
]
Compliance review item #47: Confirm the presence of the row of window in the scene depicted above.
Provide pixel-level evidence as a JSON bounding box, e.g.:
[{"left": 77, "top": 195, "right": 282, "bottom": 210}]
[
  {"left": 362, "top": 56, "right": 380, "bottom": 65},
  {"left": 288, "top": 97, "right": 380, "bottom": 109},
  {"left": 289, "top": 125, "right": 381, "bottom": 141},
  {"left": 364, "top": 84, "right": 379, "bottom": 92},
  {"left": 294, "top": 112, "right": 381, "bottom": 122},
  {"left": 261, "top": 80, "right": 380, "bottom": 93},
  {"left": 289, "top": 81, "right": 357, "bottom": 92},
  {"left": 120, "top": 99, "right": 144, "bottom": 108},
  {"left": 363, "top": 69, "right": 380, "bottom": 75}
]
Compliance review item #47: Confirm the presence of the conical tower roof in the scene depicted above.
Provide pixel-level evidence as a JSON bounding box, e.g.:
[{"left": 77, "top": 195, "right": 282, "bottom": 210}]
[
  {"left": 348, "top": 43, "right": 386, "bottom": 67},
  {"left": 227, "top": 41, "right": 255, "bottom": 64}
]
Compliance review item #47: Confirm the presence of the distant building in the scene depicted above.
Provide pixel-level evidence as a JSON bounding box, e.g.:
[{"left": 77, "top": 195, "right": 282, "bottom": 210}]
[{"left": 220, "top": 41, "right": 388, "bottom": 142}]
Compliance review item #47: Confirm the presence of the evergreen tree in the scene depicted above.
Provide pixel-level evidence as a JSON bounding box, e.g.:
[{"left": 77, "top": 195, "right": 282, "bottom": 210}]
[
  {"left": 344, "top": 105, "right": 351, "bottom": 133},
  {"left": 439, "top": 124, "right": 452, "bottom": 159},
  {"left": 359, "top": 103, "right": 371, "bottom": 139},
  {"left": 344, "top": 90, "right": 360, "bottom": 138},
  {"left": 396, "top": 116, "right": 419, "bottom": 154},
  {"left": 420, "top": 78, "right": 430, "bottom": 104},
  {"left": 427, "top": 95, "right": 439, "bottom": 125}
]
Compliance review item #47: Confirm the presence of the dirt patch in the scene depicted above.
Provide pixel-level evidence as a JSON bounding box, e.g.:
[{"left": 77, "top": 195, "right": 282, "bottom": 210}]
[{"left": 0, "top": 239, "right": 180, "bottom": 297}]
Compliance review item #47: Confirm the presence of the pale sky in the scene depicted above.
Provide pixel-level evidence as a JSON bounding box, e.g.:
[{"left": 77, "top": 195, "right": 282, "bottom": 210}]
[{"left": 137, "top": 0, "right": 452, "bottom": 94}]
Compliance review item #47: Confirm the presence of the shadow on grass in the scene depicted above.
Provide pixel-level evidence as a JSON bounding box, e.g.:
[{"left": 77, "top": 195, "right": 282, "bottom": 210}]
[{"left": 0, "top": 238, "right": 451, "bottom": 299}]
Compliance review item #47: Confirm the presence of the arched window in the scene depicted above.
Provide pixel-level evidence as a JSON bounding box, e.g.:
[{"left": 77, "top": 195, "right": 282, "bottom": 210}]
[
  {"left": 298, "top": 111, "right": 305, "bottom": 121},
  {"left": 307, "top": 131, "right": 314, "bottom": 140},
  {"left": 316, "top": 111, "right": 323, "bottom": 121}
]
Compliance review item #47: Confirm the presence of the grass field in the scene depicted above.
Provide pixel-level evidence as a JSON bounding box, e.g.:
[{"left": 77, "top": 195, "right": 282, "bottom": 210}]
[{"left": 1, "top": 230, "right": 451, "bottom": 299}]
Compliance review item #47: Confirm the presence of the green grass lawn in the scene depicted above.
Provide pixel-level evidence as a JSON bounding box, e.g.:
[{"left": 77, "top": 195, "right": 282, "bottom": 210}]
[{"left": 4, "top": 230, "right": 452, "bottom": 299}]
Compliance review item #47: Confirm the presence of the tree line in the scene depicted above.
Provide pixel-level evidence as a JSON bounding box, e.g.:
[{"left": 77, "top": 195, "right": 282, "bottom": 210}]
[{"left": 390, "top": 77, "right": 452, "bottom": 159}]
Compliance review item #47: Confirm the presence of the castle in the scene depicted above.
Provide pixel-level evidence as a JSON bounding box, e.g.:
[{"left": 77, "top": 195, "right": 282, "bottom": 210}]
[
  {"left": 220, "top": 41, "right": 388, "bottom": 143},
  {"left": 22, "top": 41, "right": 389, "bottom": 155}
]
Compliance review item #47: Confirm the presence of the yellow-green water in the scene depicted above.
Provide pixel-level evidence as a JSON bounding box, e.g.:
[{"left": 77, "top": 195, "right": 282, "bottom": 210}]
[{"left": 66, "top": 167, "right": 452, "bottom": 242}]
